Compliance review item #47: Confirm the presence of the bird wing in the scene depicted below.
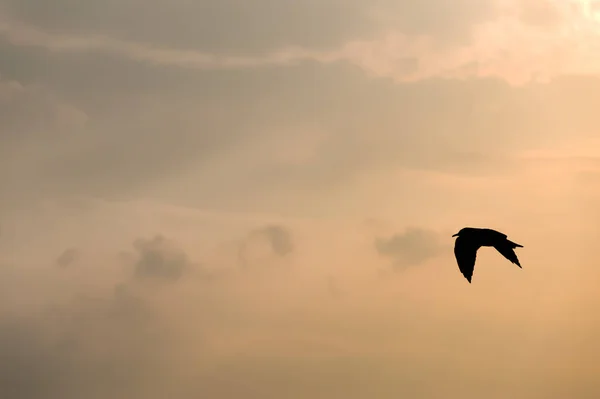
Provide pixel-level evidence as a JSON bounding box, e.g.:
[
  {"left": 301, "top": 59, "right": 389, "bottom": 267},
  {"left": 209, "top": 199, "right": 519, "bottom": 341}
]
[
  {"left": 493, "top": 242, "right": 522, "bottom": 268},
  {"left": 454, "top": 236, "right": 480, "bottom": 283}
]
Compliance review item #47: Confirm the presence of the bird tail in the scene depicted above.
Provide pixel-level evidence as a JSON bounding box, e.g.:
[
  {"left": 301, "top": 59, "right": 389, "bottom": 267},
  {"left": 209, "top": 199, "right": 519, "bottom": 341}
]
[{"left": 494, "top": 240, "right": 523, "bottom": 268}]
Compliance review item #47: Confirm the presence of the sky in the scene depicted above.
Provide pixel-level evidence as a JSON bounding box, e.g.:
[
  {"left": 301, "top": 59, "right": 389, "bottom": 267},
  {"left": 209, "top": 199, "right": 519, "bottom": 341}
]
[{"left": 2, "top": 0, "right": 600, "bottom": 397}]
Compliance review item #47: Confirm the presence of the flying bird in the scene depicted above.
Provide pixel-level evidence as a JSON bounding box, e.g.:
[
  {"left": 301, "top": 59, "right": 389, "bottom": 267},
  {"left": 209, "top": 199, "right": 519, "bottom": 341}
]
[{"left": 452, "top": 227, "right": 523, "bottom": 283}]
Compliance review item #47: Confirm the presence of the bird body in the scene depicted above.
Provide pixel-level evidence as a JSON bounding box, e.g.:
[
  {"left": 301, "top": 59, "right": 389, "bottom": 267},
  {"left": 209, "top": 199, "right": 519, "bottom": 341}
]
[{"left": 452, "top": 227, "right": 523, "bottom": 283}]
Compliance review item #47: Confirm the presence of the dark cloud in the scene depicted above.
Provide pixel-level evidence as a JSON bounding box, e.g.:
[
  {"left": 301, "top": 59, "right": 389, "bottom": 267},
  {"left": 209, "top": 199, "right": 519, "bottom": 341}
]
[
  {"left": 3, "top": 27, "right": 600, "bottom": 215},
  {"left": 131, "top": 235, "right": 189, "bottom": 282},
  {"left": 237, "top": 224, "right": 294, "bottom": 268},
  {"left": 375, "top": 227, "right": 444, "bottom": 268},
  {"left": 254, "top": 224, "right": 294, "bottom": 257},
  {"left": 55, "top": 248, "right": 79, "bottom": 268},
  {"left": 0, "top": 229, "right": 203, "bottom": 398},
  {"left": 0, "top": 229, "right": 206, "bottom": 397},
  {"left": 0, "top": 50, "right": 267, "bottom": 207},
  {"left": 2, "top": 0, "right": 495, "bottom": 53}
]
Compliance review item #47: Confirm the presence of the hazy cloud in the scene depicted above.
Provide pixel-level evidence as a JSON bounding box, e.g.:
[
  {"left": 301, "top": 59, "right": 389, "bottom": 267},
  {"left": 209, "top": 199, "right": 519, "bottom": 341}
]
[
  {"left": 55, "top": 247, "right": 79, "bottom": 268},
  {"left": 1, "top": 198, "right": 600, "bottom": 398},
  {"left": 237, "top": 224, "right": 294, "bottom": 268},
  {"left": 3, "top": 18, "right": 599, "bottom": 216},
  {"left": 375, "top": 227, "right": 444, "bottom": 268},
  {"left": 0, "top": 75, "right": 88, "bottom": 210},
  {"left": 0, "top": 0, "right": 493, "bottom": 52},
  {"left": 254, "top": 224, "right": 294, "bottom": 257},
  {"left": 0, "top": 74, "right": 87, "bottom": 149},
  {"left": 131, "top": 235, "right": 189, "bottom": 282},
  {"left": 0, "top": 14, "right": 335, "bottom": 69},
  {"left": 4, "top": 2, "right": 600, "bottom": 85},
  {"left": 0, "top": 284, "right": 163, "bottom": 399}
]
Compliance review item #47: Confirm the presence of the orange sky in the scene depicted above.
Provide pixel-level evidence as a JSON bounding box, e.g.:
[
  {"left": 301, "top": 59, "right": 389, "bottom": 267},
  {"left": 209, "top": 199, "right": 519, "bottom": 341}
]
[{"left": 2, "top": 0, "right": 600, "bottom": 398}]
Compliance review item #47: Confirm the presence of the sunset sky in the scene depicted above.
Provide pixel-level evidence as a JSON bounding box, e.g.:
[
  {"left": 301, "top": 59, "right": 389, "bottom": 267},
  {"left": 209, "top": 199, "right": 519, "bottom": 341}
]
[{"left": 2, "top": 0, "right": 600, "bottom": 397}]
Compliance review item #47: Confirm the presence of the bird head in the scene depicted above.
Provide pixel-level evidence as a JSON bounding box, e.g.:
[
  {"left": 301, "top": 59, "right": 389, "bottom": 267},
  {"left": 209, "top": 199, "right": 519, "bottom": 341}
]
[{"left": 452, "top": 227, "right": 469, "bottom": 237}]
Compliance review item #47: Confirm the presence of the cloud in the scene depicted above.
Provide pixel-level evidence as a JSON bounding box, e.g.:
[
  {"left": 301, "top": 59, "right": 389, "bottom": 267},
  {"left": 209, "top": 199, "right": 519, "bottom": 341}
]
[
  {"left": 0, "top": 75, "right": 87, "bottom": 139},
  {"left": 0, "top": 0, "right": 494, "bottom": 53},
  {"left": 55, "top": 248, "right": 79, "bottom": 268},
  {"left": 375, "top": 227, "right": 444, "bottom": 268},
  {"left": 0, "top": 53, "right": 594, "bottom": 220},
  {"left": 4, "top": 2, "right": 600, "bottom": 85},
  {"left": 130, "top": 235, "right": 190, "bottom": 282},
  {"left": 6, "top": 3, "right": 600, "bottom": 217},
  {"left": 253, "top": 224, "right": 294, "bottom": 257},
  {"left": 0, "top": 14, "right": 334, "bottom": 69},
  {"left": 0, "top": 215, "right": 208, "bottom": 399},
  {"left": 0, "top": 70, "right": 264, "bottom": 208},
  {"left": 237, "top": 224, "right": 294, "bottom": 269},
  {"left": 2, "top": 198, "right": 600, "bottom": 398},
  {"left": 0, "top": 74, "right": 88, "bottom": 211},
  {"left": 0, "top": 75, "right": 87, "bottom": 152},
  {"left": 0, "top": 283, "right": 163, "bottom": 399}
]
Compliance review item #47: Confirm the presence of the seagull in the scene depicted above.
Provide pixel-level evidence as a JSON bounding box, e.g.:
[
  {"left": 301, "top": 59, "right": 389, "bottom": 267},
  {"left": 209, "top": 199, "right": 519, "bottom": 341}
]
[{"left": 452, "top": 227, "right": 523, "bottom": 283}]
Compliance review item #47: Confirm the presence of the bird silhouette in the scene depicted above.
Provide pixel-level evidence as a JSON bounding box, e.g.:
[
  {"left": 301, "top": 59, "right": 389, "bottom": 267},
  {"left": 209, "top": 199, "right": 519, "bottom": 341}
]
[{"left": 452, "top": 227, "right": 523, "bottom": 283}]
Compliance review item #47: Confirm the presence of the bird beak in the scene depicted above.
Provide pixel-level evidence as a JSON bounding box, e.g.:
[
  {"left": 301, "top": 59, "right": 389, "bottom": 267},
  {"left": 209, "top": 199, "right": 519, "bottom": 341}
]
[{"left": 452, "top": 233, "right": 458, "bottom": 237}]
